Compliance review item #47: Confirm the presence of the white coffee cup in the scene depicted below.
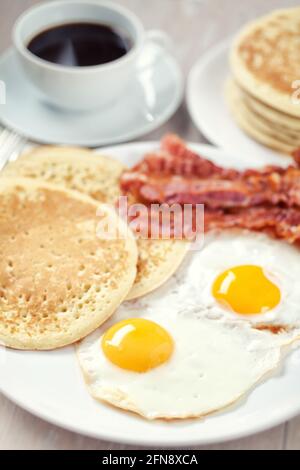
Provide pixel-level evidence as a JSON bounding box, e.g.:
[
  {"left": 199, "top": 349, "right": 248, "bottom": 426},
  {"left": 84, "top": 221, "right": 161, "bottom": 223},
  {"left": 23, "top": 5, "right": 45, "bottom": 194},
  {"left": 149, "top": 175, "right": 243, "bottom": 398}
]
[{"left": 13, "top": 0, "right": 170, "bottom": 111}]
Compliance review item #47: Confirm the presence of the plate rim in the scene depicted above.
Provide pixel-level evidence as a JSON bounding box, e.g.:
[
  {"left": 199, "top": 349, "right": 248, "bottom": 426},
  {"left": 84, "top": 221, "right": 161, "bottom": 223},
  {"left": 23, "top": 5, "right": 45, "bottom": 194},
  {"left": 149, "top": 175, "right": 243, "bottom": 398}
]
[
  {"left": 1, "top": 140, "right": 300, "bottom": 447},
  {"left": 3, "top": 377, "right": 300, "bottom": 447},
  {"left": 186, "top": 39, "right": 231, "bottom": 150},
  {"left": 0, "top": 48, "right": 184, "bottom": 147}
]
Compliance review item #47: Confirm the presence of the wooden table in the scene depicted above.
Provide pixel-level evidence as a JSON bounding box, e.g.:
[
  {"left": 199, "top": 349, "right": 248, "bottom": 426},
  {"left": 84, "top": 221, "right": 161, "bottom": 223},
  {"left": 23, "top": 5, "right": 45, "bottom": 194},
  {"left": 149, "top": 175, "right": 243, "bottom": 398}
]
[{"left": 0, "top": 0, "right": 300, "bottom": 450}]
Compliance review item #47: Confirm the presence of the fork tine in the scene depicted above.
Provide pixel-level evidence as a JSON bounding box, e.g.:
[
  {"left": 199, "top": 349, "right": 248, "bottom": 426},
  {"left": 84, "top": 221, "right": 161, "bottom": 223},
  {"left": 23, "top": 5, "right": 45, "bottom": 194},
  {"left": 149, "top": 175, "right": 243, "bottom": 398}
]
[
  {"left": 0, "top": 131, "right": 15, "bottom": 158},
  {"left": 0, "top": 128, "right": 12, "bottom": 148},
  {"left": 0, "top": 128, "right": 9, "bottom": 140},
  {"left": 0, "top": 129, "right": 25, "bottom": 171},
  {"left": 9, "top": 136, "right": 26, "bottom": 162},
  {"left": 1, "top": 132, "right": 19, "bottom": 156}
]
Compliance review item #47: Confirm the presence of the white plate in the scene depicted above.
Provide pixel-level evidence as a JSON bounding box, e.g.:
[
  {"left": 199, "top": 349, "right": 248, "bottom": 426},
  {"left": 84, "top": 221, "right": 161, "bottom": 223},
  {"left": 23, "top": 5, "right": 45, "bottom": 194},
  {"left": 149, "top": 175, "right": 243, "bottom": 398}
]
[
  {"left": 0, "top": 47, "right": 183, "bottom": 146},
  {"left": 186, "top": 41, "right": 292, "bottom": 167},
  {"left": 1, "top": 142, "right": 300, "bottom": 447}
]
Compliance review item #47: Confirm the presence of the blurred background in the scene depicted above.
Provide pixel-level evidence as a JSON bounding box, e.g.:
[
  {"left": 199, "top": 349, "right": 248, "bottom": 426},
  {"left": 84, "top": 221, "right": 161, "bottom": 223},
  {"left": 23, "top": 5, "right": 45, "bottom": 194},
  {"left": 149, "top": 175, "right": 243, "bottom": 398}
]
[{"left": 1, "top": 0, "right": 300, "bottom": 143}]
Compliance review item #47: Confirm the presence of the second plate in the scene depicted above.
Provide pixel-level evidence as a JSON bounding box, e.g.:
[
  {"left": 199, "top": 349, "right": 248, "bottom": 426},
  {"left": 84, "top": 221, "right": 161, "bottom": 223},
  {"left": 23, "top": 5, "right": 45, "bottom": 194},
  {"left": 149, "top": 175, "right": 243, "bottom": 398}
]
[{"left": 186, "top": 41, "right": 292, "bottom": 167}]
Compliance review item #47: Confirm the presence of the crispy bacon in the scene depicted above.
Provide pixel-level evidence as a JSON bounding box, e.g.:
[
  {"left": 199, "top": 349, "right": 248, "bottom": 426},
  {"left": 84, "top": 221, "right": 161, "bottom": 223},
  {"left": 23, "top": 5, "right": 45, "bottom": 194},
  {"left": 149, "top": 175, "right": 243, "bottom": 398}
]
[
  {"left": 119, "top": 134, "right": 300, "bottom": 244},
  {"left": 161, "top": 134, "right": 238, "bottom": 179},
  {"left": 121, "top": 135, "right": 300, "bottom": 209},
  {"left": 117, "top": 203, "right": 300, "bottom": 243},
  {"left": 204, "top": 207, "right": 300, "bottom": 244},
  {"left": 122, "top": 171, "right": 300, "bottom": 208},
  {"left": 127, "top": 135, "right": 239, "bottom": 180},
  {"left": 122, "top": 168, "right": 300, "bottom": 210}
]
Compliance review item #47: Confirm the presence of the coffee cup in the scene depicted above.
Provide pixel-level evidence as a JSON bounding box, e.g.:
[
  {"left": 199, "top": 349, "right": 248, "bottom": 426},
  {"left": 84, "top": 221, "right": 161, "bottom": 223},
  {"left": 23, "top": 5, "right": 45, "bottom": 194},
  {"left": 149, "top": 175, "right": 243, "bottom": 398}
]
[{"left": 13, "top": 0, "right": 170, "bottom": 111}]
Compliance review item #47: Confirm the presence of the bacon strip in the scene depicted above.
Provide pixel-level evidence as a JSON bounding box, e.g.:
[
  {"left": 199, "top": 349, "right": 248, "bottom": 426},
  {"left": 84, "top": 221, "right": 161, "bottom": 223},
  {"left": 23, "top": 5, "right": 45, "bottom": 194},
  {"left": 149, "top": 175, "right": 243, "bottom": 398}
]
[
  {"left": 122, "top": 171, "right": 300, "bottom": 208},
  {"left": 121, "top": 135, "right": 300, "bottom": 209},
  {"left": 127, "top": 135, "right": 238, "bottom": 180},
  {"left": 119, "top": 134, "right": 300, "bottom": 244},
  {"left": 204, "top": 207, "right": 300, "bottom": 244}
]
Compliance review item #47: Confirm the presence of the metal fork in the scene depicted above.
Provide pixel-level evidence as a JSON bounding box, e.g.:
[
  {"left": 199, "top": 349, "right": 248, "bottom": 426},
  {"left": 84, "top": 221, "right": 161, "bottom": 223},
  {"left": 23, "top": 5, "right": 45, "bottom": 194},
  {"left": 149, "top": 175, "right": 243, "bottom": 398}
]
[{"left": 0, "top": 128, "right": 26, "bottom": 172}]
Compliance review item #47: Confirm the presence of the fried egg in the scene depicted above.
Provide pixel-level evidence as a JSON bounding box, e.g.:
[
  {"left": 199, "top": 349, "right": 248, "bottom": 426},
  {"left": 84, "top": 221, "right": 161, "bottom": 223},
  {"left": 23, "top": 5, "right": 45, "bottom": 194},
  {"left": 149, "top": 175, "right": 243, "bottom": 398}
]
[
  {"left": 77, "top": 230, "right": 300, "bottom": 420},
  {"left": 77, "top": 311, "right": 282, "bottom": 420},
  {"left": 183, "top": 231, "right": 300, "bottom": 337},
  {"left": 117, "top": 231, "right": 300, "bottom": 343}
]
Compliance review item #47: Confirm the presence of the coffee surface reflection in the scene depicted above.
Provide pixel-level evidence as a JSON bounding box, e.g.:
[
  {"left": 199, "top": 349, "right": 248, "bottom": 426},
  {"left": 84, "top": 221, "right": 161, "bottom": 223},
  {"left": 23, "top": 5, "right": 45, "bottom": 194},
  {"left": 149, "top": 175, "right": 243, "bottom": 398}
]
[{"left": 27, "top": 22, "right": 132, "bottom": 67}]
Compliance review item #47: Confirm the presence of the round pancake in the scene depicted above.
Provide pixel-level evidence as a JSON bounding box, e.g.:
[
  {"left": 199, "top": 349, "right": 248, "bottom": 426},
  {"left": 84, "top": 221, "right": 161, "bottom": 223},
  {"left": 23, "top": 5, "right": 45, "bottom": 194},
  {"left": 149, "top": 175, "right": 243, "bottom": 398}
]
[
  {"left": 0, "top": 178, "right": 137, "bottom": 350},
  {"left": 225, "top": 80, "right": 295, "bottom": 154},
  {"left": 5, "top": 146, "right": 124, "bottom": 205},
  {"left": 4, "top": 147, "right": 189, "bottom": 300},
  {"left": 240, "top": 85, "right": 300, "bottom": 132},
  {"left": 242, "top": 92, "right": 300, "bottom": 140},
  {"left": 20, "top": 146, "right": 93, "bottom": 159},
  {"left": 231, "top": 82, "right": 300, "bottom": 146},
  {"left": 126, "top": 238, "right": 190, "bottom": 300},
  {"left": 230, "top": 7, "right": 300, "bottom": 117}
]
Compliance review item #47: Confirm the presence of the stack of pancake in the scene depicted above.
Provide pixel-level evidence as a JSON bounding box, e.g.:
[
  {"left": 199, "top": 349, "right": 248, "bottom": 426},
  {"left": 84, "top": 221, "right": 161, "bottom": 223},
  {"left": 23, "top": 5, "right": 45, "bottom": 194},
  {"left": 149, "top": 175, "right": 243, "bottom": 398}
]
[
  {"left": 226, "top": 7, "right": 300, "bottom": 155},
  {"left": 0, "top": 147, "right": 188, "bottom": 350}
]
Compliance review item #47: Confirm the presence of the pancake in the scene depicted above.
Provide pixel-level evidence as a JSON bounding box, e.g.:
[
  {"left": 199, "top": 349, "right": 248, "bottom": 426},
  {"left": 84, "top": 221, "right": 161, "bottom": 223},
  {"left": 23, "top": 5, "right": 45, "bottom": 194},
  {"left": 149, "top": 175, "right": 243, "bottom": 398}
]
[
  {"left": 21, "top": 146, "right": 92, "bottom": 159},
  {"left": 3, "top": 147, "right": 189, "bottom": 300},
  {"left": 126, "top": 238, "right": 190, "bottom": 300},
  {"left": 241, "top": 91, "right": 300, "bottom": 141},
  {"left": 240, "top": 85, "right": 300, "bottom": 132},
  {"left": 0, "top": 178, "right": 137, "bottom": 350},
  {"left": 225, "top": 80, "right": 295, "bottom": 154},
  {"left": 233, "top": 83, "right": 300, "bottom": 146},
  {"left": 231, "top": 7, "right": 300, "bottom": 117},
  {"left": 5, "top": 146, "right": 125, "bottom": 205}
]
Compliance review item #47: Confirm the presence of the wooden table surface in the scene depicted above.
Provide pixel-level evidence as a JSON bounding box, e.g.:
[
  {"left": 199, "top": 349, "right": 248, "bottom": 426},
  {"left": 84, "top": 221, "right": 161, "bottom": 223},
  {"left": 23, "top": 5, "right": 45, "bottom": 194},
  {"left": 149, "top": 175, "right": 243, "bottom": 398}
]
[{"left": 1, "top": 0, "right": 300, "bottom": 450}]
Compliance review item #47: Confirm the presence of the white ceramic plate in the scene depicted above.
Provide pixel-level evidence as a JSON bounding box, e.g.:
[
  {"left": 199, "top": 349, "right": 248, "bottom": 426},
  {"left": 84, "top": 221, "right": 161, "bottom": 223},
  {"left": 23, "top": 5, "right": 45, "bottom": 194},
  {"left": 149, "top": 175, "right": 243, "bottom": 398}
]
[
  {"left": 186, "top": 41, "right": 292, "bottom": 167},
  {"left": 1, "top": 142, "right": 300, "bottom": 447},
  {"left": 0, "top": 47, "right": 183, "bottom": 146}
]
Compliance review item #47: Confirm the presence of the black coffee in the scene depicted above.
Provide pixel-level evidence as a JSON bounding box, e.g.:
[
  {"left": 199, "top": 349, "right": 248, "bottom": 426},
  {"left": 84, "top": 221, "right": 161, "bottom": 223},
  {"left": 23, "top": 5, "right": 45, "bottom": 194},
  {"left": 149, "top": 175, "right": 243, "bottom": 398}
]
[{"left": 27, "top": 22, "right": 132, "bottom": 67}]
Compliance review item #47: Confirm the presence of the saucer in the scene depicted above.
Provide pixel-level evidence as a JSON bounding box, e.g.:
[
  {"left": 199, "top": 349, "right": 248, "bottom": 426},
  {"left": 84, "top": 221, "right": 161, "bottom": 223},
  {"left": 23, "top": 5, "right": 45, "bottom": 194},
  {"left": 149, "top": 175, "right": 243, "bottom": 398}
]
[
  {"left": 186, "top": 41, "right": 291, "bottom": 167},
  {"left": 0, "top": 47, "right": 183, "bottom": 146}
]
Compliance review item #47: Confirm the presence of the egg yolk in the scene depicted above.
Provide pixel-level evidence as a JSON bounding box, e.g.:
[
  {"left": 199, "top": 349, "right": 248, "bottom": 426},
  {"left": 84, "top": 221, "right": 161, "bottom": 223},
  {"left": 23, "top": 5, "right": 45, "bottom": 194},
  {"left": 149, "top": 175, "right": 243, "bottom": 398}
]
[
  {"left": 212, "top": 265, "right": 281, "bottom": 315},
  {"left": 101, "top": 318, "right": 174, "bottom": 372}
]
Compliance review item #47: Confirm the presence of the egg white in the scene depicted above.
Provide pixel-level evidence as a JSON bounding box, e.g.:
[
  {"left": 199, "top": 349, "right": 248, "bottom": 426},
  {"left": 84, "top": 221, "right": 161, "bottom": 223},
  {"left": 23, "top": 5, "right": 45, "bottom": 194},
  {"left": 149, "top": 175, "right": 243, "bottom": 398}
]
[
  {"left": 118, "top": 230, "right": 300, "bottom": 343},
  {"left": 77, "top": 230, "right": 300, "bottom": 419},
  {"left": 77, "top": 311, "right": 282, "bottom": 420},
  {"left": 184, "top": 230, "right": 300, "bottom": 333}
]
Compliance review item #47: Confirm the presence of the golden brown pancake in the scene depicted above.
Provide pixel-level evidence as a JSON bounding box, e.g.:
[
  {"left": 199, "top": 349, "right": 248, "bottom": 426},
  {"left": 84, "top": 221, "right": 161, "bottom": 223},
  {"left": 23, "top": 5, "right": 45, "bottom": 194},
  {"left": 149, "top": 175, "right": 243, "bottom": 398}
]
[
  {"left": 231, "top": 7, "right": 300, "bottom": 117},
  {"left": 126, "top": 237, "right": 190, "bottom": 300},
  {"left": 225, "top": 80, "right": 298, "bottom": 154},
  {"left": 5, "top": 146, "right": 124, "bottom": 204},
  {"left": 0, "top": 178, "right": 137, "bottom": 350},
  {"left": 240, "top": 85, "right": 300, "bottom": 132},
  {"left": 4, "top": 148, "right": 189, "bottom": 300}
]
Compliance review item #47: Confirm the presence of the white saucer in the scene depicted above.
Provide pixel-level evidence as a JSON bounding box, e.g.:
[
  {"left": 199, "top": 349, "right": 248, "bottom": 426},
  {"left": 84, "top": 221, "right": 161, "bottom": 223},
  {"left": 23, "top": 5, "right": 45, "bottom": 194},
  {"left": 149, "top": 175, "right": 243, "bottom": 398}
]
[
  {"left": 0, "top": 47, "right": 183, "bottom": 146},
  {"left": 187, "top": 41, "right": 292, "bottom": 167}
]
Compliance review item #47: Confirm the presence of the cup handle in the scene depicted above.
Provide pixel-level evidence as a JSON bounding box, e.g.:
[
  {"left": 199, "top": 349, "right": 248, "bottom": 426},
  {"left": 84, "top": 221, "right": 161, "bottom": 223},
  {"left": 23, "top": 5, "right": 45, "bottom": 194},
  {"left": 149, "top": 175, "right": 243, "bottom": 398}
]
[
  {"left": 144, "top": 29, "right": 172, "bottom": 52},
  {"left": 136, "top": 29, "right": 173, "bottom": 72}
]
